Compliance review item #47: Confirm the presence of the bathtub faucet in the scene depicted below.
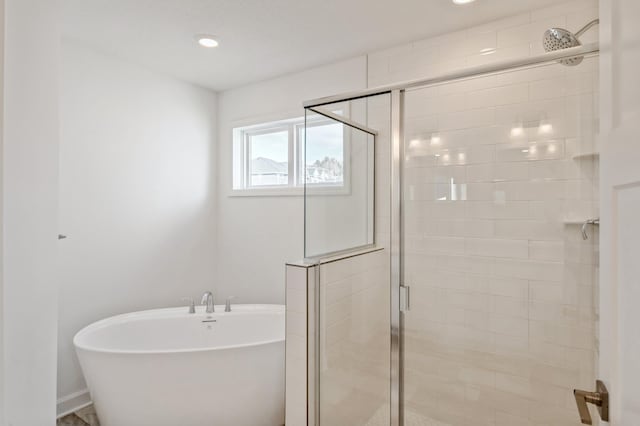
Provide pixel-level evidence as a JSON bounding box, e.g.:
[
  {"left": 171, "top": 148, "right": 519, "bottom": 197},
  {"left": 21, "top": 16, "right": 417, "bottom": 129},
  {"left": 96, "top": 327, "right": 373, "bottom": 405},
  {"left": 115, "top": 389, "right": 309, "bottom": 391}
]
[
  {"left": 225, "top": 296, "right": 236, "bottom": 312},
  {"left": 182, "top": 297, "right": 196, "bottom": 314},
  {"left": 201, "top": 291, "right": 215, "bottom": 313}
]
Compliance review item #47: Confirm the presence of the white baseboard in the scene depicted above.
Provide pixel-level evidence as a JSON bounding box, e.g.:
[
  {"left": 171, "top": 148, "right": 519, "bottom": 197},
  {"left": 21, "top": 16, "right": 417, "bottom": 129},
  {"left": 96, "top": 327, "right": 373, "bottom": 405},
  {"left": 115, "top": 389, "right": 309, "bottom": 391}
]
[{"left": 57, "top": 389, "right": 92, "bottom": 419}]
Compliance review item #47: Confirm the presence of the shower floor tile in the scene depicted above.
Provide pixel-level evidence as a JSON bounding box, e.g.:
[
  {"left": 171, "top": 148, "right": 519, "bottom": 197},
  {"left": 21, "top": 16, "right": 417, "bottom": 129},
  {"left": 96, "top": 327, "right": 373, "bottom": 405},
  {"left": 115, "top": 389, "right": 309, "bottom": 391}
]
[
  {"left": 57, "top": 405, "right": 100, "bottom": 426},
  {"left": 56, "top": 414, "right": 89, "bottom": 426}
]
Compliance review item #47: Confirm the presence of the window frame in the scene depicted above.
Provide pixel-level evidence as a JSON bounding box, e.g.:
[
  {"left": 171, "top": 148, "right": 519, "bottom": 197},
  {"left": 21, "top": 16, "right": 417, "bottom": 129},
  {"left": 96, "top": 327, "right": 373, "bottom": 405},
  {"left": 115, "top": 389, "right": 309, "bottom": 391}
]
[{"left": 231, "top": 113, "right": 351, "bottom": 197}]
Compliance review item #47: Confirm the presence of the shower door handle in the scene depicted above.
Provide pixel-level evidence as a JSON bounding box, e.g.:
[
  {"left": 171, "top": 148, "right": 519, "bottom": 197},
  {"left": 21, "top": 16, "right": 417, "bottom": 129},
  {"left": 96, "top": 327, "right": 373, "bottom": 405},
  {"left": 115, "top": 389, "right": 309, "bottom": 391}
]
[
  {"left": 574, "top": 380, "right": 609, "bottom": 424},
  {"left": 400, "top": 285, "right": 410, "bottom": 312}
]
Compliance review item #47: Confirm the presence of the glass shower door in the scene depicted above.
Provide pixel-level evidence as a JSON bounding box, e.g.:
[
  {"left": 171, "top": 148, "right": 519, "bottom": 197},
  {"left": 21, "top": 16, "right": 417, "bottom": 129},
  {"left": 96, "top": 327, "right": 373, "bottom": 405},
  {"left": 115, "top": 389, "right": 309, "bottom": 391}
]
[{"left": 401, "top": 58, "right": 599, "bottom": 425}]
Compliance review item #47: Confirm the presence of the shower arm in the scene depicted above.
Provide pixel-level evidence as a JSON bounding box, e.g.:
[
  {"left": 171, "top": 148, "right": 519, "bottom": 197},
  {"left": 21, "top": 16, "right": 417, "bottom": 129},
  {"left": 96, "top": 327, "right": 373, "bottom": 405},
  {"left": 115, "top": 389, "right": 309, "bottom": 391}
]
[{"left": 575, "top": 19, "right": 600, "bottom": 38}]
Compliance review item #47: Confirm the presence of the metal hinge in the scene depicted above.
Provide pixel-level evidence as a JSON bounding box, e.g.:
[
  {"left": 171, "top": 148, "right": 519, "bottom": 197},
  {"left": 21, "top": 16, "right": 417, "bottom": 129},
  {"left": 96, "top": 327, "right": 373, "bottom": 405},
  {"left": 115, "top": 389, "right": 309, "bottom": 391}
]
[{"left": 400, "top": 285, "right": 411, "bottom": 312}]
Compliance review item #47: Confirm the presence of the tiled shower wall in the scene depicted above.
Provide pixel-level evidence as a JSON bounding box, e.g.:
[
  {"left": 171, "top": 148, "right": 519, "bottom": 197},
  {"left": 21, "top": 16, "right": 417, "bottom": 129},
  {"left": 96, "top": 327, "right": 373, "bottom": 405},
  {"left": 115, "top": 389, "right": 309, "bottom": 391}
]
[
  {"left": 399, "top": 65, "right": 600, "bottom": 425},
  {"left": 286, "top": 264, "right": 312, "bottom": 426},
  {"left": 365, "top": 0, "right": 600, "bottom": 425},
  {"left": 317, "top": 249, "right": 390, "bottom": 425},
  {"left": 285, "top": 248, "right": 390, "bottom": 426}
]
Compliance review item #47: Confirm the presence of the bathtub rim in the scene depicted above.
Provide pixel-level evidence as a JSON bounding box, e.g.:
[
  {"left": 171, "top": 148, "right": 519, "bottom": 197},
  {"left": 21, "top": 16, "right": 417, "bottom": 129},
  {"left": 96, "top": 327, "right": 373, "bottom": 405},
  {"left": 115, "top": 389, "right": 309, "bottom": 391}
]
[{"left": 74, "top": 304, "right": 285, "bottom": 356}]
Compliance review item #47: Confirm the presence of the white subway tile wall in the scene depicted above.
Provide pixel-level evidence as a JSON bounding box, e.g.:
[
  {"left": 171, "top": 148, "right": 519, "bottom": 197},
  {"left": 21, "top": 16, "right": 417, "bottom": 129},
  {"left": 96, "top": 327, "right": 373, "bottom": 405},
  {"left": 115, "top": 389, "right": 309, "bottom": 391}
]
[
  {"left": 285, "top": 264, "right": 310, "bottom": 426},
  {"left": 318, "top": 249, "right": 391, "bottom": 426},
  {"left": 366, "top": 1, "right": 599, "bottom": 425},
  {"left": 285, "top": 249, "right": 391, "bottom": 426}
]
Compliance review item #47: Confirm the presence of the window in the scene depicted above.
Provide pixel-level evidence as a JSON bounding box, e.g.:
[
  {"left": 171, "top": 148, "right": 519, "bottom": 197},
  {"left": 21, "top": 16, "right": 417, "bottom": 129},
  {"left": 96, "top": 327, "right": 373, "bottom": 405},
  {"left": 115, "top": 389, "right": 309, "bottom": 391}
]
[
  {"left": 233, "top": 115, "right": 348, "bottom": 194},
  {"left": 246, "top": 128, "right": 290, "bottom": 187}
]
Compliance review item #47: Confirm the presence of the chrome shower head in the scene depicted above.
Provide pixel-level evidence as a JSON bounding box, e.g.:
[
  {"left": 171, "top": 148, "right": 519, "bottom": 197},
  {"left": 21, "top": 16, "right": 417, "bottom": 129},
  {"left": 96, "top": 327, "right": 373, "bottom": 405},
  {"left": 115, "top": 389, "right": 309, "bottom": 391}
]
[
  {"left": 543, "top": 19, "right": 599, "bottom": 66},
  {"left": 543, "top": 28, "right": 583, "bottom": 65}
]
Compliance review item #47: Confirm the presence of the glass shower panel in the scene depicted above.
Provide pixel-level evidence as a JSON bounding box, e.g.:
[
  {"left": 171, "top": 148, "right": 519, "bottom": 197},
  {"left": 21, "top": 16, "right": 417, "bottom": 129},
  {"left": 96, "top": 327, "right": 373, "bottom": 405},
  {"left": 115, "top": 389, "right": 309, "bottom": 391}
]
[
  {"left": 402, "top": 57, "right": 599, "bottom": 425},
  {"left": 304, "top": 101, "right": 375, "bottom": 258},
  {"left": 305, "top": 93, "right": 392, "bottom": 426}
]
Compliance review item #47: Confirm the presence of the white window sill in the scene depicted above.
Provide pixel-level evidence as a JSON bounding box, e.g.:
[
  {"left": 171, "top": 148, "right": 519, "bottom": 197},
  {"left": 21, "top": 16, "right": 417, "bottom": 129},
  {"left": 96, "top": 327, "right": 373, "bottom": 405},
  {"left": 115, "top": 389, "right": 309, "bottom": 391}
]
[
  {"left": 228, "top": 187, "right": 304, "bottom": 197},
  {"left": 228, "top": 185, "right": 351, "bottom": 197}
]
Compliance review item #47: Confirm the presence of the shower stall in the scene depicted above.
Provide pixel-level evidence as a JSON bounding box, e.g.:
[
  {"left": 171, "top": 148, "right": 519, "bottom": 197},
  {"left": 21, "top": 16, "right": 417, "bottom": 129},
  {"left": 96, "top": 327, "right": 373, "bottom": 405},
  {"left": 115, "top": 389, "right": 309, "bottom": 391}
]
[{"left": 302, "top": 40, "right": 600, "bottom": 426}]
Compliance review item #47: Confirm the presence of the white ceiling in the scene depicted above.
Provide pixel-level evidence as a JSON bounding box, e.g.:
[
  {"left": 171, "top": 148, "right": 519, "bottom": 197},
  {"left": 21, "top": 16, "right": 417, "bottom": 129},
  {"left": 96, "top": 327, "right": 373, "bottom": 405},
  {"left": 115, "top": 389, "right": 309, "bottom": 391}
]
[{"left": 61, "top": 0, "right": 561, "bottom": 91}]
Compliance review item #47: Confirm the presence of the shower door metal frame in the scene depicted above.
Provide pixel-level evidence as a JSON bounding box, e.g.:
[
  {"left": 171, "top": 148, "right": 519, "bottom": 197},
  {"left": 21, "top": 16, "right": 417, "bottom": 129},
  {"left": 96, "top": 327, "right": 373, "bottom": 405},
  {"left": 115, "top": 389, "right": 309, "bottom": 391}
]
[
  {"left": 303, "top": 41, "right": 600, "bottom": 426},
  {"left": 390, "top": 89, "right": 404, "bottom": 426}
]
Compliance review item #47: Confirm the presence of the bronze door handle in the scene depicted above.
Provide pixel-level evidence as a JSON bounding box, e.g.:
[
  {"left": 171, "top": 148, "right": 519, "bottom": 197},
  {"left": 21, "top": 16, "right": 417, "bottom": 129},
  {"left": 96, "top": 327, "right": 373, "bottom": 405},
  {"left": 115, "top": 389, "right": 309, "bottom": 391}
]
[{"left": 574, "top": 380, "right": 609, "bottom": 425}]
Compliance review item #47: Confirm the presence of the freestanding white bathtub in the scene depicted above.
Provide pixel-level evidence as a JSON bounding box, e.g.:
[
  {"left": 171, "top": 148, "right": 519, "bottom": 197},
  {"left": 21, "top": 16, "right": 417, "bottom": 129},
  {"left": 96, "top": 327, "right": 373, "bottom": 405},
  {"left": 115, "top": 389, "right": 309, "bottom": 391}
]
[{"left": 74, "top": 304, "right": 285, "bottom": 426}]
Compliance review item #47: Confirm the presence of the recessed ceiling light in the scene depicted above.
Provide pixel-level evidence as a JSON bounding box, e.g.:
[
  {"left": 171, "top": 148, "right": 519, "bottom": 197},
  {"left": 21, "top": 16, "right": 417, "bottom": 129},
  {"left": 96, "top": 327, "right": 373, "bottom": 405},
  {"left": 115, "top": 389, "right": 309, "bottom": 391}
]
[
  {"left": 196, "top": 34, "right": 219, "bottom": 48},
  {"left": 452, "top": 0, "right": 476, "bottom": 4}
]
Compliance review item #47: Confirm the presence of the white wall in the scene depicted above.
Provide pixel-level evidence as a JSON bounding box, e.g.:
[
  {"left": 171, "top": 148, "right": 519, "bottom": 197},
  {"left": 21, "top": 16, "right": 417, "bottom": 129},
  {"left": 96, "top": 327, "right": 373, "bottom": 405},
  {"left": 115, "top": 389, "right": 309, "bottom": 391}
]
[
  {"left": 56, "top": 43, "right": 218, "bottom": 410},
  {"left": 2, "top": 0, "right": 60, "bottom": 424},
  {"left": 215, "top": 57, "right": 367, "bottom": 305}
]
